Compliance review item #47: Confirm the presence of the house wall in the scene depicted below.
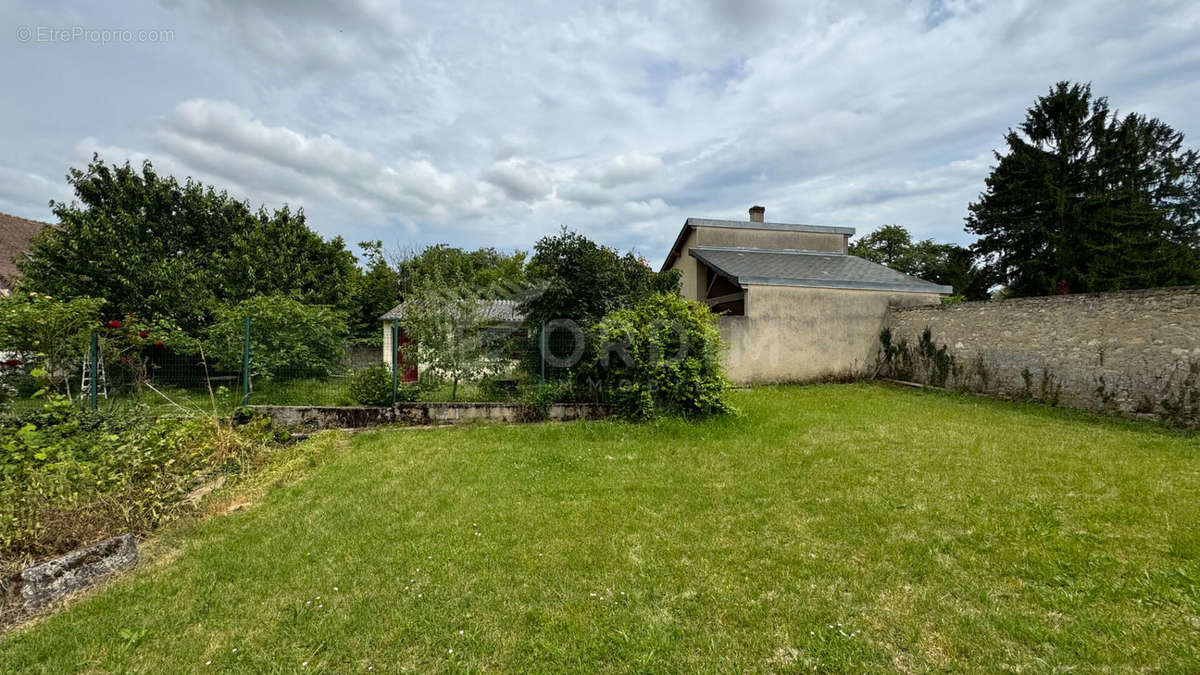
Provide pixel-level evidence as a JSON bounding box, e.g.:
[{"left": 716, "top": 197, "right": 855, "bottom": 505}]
[
  {"left": 718, "top": 285, "right": 942, "bottom": 384},
  {"left": 695, "top": 226, "right": 847, "bottom": 254},
  {"left": 884, "top": 286, "right": 1200, "bottom": 424}
]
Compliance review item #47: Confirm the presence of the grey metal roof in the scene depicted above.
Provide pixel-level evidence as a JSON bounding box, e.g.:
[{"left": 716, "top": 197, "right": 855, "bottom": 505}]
[
  {"left": 688, "top": 246, "right": 953, "bottom": 294},
  {"left": 380, "top": 298, "right": 526, "bottom": 322},
  {"left": 661, "top": 217, "right": 855, "bottom": 271}
]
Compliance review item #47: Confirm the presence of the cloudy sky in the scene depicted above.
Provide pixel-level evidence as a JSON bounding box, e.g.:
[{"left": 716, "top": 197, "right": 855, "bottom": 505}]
[{"left": 3, "top": 0, "right": 1199, "bottom": 266}]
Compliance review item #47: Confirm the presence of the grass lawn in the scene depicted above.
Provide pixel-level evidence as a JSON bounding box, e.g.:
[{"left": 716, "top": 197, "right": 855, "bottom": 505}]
[{"left": 1, "top": 384, "right": 1197, "bottom": 671}]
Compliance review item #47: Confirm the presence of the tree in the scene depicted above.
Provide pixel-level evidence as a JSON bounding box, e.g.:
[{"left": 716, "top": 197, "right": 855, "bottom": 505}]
[
  {"left": 398, "top": 281, "right": 496, "bottom": 401},
  {"left": 204, "top": 296, "right": 348, "bottom": 379},
  {"left": 396, "top": 244, "right": 527, "bottom": 295},
  {"left": 521, "top": 228, "right": 681, "bottom": 329},
  {"left": 19, "top": 156, "right": 359, "bottom": 331},
  {"left": 966, "top": 82, "right": 1200, "bottom": 296},
  {"left": 850, "top": 225, "right": 989, "bottom": 300},
  {"left": 346, "top": 241, "right": 402, "bottom": 342}
]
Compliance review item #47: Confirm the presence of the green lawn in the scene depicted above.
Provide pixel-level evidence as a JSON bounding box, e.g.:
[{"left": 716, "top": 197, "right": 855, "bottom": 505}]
[{"left": 2, "top": 384, "right": 1198, "bottom": 671}]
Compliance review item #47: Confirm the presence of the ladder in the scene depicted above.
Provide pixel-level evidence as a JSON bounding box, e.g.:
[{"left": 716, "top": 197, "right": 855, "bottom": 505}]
[{"left": 80, "top": 358, "right": 109, "bottom": 400}]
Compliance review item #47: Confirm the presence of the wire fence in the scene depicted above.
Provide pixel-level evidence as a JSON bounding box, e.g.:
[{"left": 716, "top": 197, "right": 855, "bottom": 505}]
[{"left": 1, "top": 317, "right": 596, "bottom": 415}]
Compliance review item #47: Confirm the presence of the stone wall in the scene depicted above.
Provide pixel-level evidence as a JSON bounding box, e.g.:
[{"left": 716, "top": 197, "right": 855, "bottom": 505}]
[
  {"left": 250, "top": 402, "right": 608, "bottom": 430},
  {"left": 884, "top": 287, "right": 1200, "bottom": 425}
]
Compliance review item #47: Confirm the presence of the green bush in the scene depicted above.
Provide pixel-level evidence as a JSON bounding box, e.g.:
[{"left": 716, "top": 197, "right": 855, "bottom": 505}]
[
  {"left": 587, "top": 293, "right": 730, "bottom": 420},
  {"left": 204, "top": 295, "right": 348, "bottom": 379},
  {"left": 349, "top": 364, "right": 394, "bottom": 406}
]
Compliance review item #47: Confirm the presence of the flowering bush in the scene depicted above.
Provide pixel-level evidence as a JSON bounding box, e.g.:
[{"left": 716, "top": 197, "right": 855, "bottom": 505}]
[{"left": 0, "top": 291, "right": 104, "bottom": 397}]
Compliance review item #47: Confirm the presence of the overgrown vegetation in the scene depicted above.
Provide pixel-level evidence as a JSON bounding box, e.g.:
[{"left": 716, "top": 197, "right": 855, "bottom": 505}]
[
  {"left": 0, "top": 396, "right": 282, "bottom": 575},
  {"left": 204, "top": 295, "right": 348, "bottom": 379}
]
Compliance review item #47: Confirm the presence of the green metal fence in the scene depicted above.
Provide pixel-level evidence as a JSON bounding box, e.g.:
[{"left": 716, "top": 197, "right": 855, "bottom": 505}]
[{"left": 0, "top": 318, "right": 591, "bottom": 415}]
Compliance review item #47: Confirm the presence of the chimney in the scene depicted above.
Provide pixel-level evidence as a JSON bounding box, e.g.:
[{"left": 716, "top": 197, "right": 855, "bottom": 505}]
[{"left": 748, "top": 205, "right": 765, "bottom": 222}]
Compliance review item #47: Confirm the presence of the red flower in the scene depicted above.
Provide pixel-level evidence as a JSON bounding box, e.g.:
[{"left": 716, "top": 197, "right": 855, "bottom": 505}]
[
  {"left": 2, "top": 359, "right": 21, "bottom": 368},
  {"left": 107, "top": 320, "right": 123, "bottom": 328},
  {"left": 154, "top": 341, "right": 165, "bottom": 347},
  {"left": 139, "top": 330, "right": 150, "bottom": 338}
]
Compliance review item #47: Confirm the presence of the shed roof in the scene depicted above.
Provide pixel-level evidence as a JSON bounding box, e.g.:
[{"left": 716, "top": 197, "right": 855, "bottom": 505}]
[
  {"left": 661, "top": 217, "right": 855, "bottom": 271},
  {"left": 0, "top": 212, "right": 50, "bottom": 290},
  {"left": 380, "top": 298, "right": 526, "bottom": 323},
  {"left": 688, "top": 246, "right": 953, "bottom": 294}
]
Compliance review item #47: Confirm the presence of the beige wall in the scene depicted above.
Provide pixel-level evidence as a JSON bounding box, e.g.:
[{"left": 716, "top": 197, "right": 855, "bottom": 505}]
[
  {"left": 669, "top": 228, "right": 707, "bottom": 300},
  {"left": 719, "top": 285, "right": 942, "bottom": 384},
  {"left": 695, "top": 226, "right": 847, "bottom": 254}
]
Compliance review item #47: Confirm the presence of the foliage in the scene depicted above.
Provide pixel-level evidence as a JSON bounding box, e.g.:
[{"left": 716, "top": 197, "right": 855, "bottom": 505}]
[
  {"left": 18, "top": 156, "right": 359, "bottom": 332},
  {"left": 0, "top": 292, "right": 105, "bottom": 397},
  {"left": 0, "top": 396, "right": 279, "bottom": 565},
  {"left": 204, "top": 296, "right": 348, "bottom": 379},
  {"left": 850, "top": 225, "right": 990, "bottom": 299},
  {"left": 966, "top": 81, "right": 1200, "bottom": 296},
  {"left": 397, "top": 243, "right": 527, "bottom": 295},
  {"left": 399, "top": 281, "right": 500, "bottom": 401},
  {"left": 586, "top": 293, "right": 730, "bottom": 420},
  {"left": 348, "top": 364, "right": 394, "bottom": 406},
  {"left": 522, "top": 228, "right": 682, "bottom": 330},
  {"left": 346, "top": 241, "right": 402, "bottom": 342}
]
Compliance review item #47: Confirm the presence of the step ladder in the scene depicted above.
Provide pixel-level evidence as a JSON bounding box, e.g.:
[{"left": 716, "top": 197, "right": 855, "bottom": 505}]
[{"left": 80, "top": 358, "right": 109, "bottom": 401}]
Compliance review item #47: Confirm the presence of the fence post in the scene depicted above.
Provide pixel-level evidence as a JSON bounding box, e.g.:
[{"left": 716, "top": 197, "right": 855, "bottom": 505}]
[
  {"left": 88, "top": 330, "right": 98, "bottom": 411},
  {"left": 240, "top": 316, "right": 252, "bottom": 406},
  {"left": 539, "top": 320, "right": 546, "bottom": 386},
  {"left": 391, "top": 319, "right": 400, "bottom": 405}
]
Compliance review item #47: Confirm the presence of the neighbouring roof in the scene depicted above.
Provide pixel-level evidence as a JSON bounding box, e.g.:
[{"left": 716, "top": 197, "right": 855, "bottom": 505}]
[
  {"left": 0, "top": 212, "right": 50, "bottom": 289},
  {"left": 380, "top": 298, "right": 526, "bottom": 323},
  {"left": 688, "top": 246, "right": 954, "bottom": 294},
  {"left": 661, "top": 217, "right": 856, "bottom": 271}
]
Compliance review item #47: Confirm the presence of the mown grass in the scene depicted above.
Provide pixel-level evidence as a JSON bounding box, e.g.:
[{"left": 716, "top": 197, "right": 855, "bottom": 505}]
[{"left": 1, "top": 384, "right": 1197, "bottom": 672}]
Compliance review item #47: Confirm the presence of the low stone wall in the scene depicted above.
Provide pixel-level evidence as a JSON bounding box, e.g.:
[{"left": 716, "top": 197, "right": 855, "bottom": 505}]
[
  {"left": 884, "top": 286, "right": 1200, "bottom": 425},
  {"left": 249, "top": 402, "right": 607, "bottom": 430}
]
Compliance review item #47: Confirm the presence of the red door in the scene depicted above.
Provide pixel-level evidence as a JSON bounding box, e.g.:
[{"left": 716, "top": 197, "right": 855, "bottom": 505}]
[{"left": 396, "top": 330, "right": 418, "bottom": 382}]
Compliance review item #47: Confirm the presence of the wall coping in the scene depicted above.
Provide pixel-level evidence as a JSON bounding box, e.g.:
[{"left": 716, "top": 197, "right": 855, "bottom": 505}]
[{"left": 890, "top": 285, "right": 1200, "bottom": 313}]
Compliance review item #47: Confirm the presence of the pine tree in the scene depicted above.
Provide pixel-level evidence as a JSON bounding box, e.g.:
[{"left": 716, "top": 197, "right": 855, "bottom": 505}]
[{"left": 966, "top": 82, "right": 1200, "bottom": 296}]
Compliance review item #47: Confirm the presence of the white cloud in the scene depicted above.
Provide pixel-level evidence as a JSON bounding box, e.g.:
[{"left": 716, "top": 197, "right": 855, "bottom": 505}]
[{"left": 0, "top": 0, "right": 1197, "bottom": 263}]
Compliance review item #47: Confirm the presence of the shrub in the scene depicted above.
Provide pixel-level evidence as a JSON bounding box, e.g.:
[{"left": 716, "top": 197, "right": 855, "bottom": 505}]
[
  {"left": 586, "top": 293, "right": 730, "bottom": 420},
  {"left": 204, "top": 295, "right": 348, "bottom": 379},
  {"left": 349, "top": 364, "right": 394, "bottom": 406}
]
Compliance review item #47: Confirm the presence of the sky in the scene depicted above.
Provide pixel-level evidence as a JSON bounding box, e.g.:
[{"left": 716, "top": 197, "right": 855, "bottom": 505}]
[{"left": 2, "top": 0, "right": 1199, "bottom": 267}]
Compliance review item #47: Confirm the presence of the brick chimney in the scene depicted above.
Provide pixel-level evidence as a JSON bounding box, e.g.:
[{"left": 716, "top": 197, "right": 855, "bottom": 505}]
[{"left": 749, "top": 205, "right": 765, "bottom": 222}]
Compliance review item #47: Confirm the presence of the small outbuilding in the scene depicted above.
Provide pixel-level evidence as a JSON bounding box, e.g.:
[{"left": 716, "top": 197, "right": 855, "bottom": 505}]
[
  {"left": 379, "top": 299, "right": 526, "bottom": 381},
  {"left": 661, "top": 206, "right": 951, "bottom": 384}
]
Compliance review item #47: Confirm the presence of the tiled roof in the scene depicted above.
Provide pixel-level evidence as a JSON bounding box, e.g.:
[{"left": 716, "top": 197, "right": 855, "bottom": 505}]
[
  {"left": 380, "top": 298, "right": 526, "bottom": 322},
  {"left": 0, "top": 212, "right": 50, "bottom": 289},
  {"left": 688, "top": 246, "right": 953, "bottom": 294}
]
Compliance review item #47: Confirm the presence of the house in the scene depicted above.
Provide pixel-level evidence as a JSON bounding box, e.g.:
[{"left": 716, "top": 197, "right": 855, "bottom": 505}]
[
  {"left": 0, "top": 212, "right": 50, "bottom": 295},
  {"left": 661, "top": 206, "right": 951, "bottom": 383},
  {"left": 379, "top": 299, "right": 526, "bottom": 381}
]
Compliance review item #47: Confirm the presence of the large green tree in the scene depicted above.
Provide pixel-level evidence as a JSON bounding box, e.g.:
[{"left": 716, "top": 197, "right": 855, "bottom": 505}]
[
  {"left": 521, "top": 228, "right": 680, "bottom": 329},
  {"left": 850, "top": 225, "right": 989, "bottom": 299},
  {"left": 396, "top": 244, "right": 527, "bottom": 294},
  {"left": 19, "top": 156, "right": 358, "bottom": 330},
  {"left": 966, "top": 82, "right": 1200, "bottom": 296}
]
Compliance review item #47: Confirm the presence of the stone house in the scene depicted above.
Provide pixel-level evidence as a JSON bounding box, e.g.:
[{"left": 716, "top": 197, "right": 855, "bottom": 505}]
[{"left": 661, "top": 206, "right": 951, "bottom": 383}]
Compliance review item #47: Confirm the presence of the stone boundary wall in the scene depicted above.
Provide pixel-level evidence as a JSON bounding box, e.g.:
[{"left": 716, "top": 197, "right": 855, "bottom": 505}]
[
  {"left": 250, "top": 402, "right": 607, "bottom": 430},
  {"left": 884, "top": 286, "right": 1200, "bottom": 425}
]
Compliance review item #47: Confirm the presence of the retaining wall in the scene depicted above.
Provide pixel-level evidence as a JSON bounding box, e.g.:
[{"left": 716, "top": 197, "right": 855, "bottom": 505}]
[
  {"left": 250, "top": 402, "right": 607, "bottom": 430},
  {"left": 884, "top": 286, "right": 1200, "bottom": 425}
]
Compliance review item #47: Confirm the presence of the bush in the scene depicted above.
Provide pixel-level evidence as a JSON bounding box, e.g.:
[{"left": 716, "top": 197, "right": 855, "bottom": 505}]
[
  {"left": 349, "top": 364, "right": 394, "bottom": 406},
  {"left": 586, "top": 293, "right": 731, "bottom": 420},
  {"left": 204, "top": 295, "right": 347, "bottom": 379}
]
